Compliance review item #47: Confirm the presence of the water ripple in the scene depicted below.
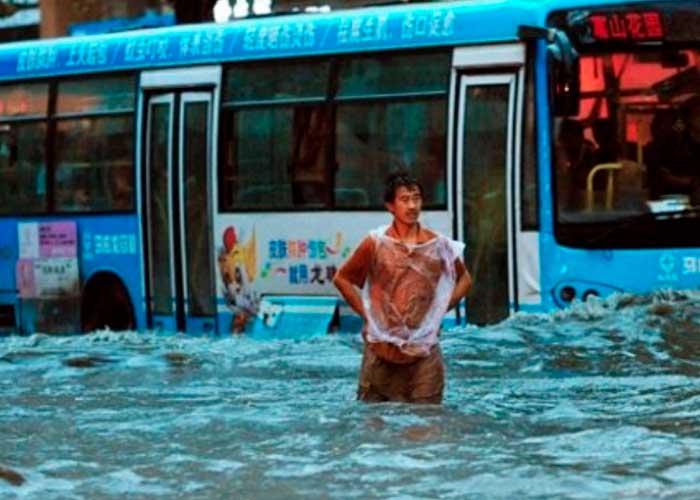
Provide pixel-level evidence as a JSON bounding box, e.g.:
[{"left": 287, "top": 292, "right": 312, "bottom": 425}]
[{"left": 2, "top": 291, "right": 700, "bottom": 498}]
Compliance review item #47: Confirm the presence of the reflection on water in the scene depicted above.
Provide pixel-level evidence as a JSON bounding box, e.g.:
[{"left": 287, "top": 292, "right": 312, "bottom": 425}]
[{"left": 2, "top": 291, "right": 700, "bottom": 499}]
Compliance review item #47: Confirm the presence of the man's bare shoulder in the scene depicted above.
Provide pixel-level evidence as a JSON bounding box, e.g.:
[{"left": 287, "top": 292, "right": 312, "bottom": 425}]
[
  {"left": 356, "top": 234, "right": 376, "bottom": 252},
  {"left": 336, "top": 234, "right": 375, "bottom": 287},
  {"left": 419, "top": 226, "right": 439, "bottom": 244}
]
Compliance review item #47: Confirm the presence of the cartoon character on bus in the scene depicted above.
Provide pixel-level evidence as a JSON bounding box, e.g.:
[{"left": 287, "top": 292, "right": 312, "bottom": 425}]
[{"left": 218, "top": 226, "right": 259, "bottom": 333}]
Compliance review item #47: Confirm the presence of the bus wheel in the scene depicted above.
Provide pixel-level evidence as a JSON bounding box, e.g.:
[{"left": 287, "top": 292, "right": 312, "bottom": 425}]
[{"left": 81, "top": 273, "right": 135, "bottom": 333}]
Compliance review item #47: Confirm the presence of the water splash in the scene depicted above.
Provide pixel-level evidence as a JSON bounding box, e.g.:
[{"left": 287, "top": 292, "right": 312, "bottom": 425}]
[{"left": 2, "top": 291, "right": 700, "bottom": 499}]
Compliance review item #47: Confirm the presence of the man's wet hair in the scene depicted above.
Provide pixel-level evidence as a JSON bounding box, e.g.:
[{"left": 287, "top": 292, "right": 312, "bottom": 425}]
[{"left": 384, "top": 170, "right": 423, "bottom": 203}]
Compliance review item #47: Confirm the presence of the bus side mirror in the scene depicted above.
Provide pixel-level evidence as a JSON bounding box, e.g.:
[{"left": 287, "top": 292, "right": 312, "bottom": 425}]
[
  {"left": 547, "top": 29, "right": 580, "bottom": 116},
  {"left": 518, "top": 25, "right": 581, "bottom": 117}
]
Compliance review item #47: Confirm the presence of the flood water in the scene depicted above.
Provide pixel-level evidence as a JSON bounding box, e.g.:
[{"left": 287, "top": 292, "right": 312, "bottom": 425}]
[{"left": 2, "top": 290, "right": 700, "bottom": 499}]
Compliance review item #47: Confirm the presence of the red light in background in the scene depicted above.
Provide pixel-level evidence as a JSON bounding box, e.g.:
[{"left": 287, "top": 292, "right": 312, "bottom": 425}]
[
  {"left": 588, "top": 11, "right": 664, "bottom": 42},
  {"left": 626, "top": 121, "right": 638, "bottom": 143}
]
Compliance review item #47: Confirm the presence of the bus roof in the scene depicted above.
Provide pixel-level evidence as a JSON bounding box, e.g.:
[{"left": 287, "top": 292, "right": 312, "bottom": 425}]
[{"left": 0, "top": 0, "right": 674, "bottom": 82}]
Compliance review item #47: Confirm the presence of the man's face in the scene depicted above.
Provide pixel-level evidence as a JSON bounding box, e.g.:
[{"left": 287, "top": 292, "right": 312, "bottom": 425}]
[{"left": 386, "top": 185, "right": 422, "bottom": 225}]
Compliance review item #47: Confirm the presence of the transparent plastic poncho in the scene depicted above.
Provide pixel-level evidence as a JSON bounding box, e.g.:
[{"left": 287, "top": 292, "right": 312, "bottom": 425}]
[{"left": 363, "top": 226, "right": 464, "bottom": 358}]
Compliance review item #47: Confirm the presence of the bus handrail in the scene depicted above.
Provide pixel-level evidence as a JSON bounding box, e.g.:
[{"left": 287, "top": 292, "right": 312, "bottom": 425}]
[{"left": 586, "top": 162, "right": 622, "bottom": 211}]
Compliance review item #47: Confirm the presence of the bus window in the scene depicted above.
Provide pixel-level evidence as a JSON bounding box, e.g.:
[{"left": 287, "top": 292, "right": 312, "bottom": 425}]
[
  {"left": 56, "top": 74, "right": 135, "bottom": 114},
  {"left": 335, "top": 52, "right": 449, "bottom": 209},
  {"left": 0, "top": 122, "right": 47, "bottom": 214},
  {"left": 220, "top": 61, "right": 331, "bottom": 210},
  {"left": 0, "top": 83, "right": 47, "bottom": 117},
  {"left": 335, "top": 99, "right": 446, "bottom": 208},
  {"left": 337, "top": 52, "right": 449, "bottom": 98},
  {"left": 550, "top": 48, "right": 700, "bottom": 249},
  {"left": 55, "top": 116, "right": 133, "bottom": 212},
  {"left": 554, "top": 49, "right": 700, "bottom": 222},
  {"left": 224, "top": 104, "right": 331, "bottom": 209},
  {"left": 54, "top": 75, "right": 135, "bottom": 212},
  {"left": 521, "top": 55, "right": 539, "bottom": 230},
  {"left": 224, "top": 59, "right": 329, "bottom": 103},
  {"left": 219, "top": 52, "right": 449, "bottom": 211},
  {"left": 0, "top": 83, "right": 48, "bottom": 214}
]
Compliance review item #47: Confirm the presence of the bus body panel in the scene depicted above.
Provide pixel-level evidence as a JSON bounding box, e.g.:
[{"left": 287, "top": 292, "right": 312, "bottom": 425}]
[
  {"left": 0, "top": 0, "right": 674, "bottom": 83},
  {"left": 213, "top": 210, "right": 452, "bottom": 334},
  {"left": 0, "top": 2, "right": 539, "bottom": 83},
  {"left": 2, "top": 215, "right": 145, "bottom": 333},
  {"left": 78, "top": 215, "right": 146, "bottom": 330},
  {"left": 0, "top": 0, "right": 698, "bottom": 334},
  {"left": 544, "top": 246, "right": 700, "bottom": 308},
  {"left": 0, "top": 219, "right": 17, "bottom": 296}
]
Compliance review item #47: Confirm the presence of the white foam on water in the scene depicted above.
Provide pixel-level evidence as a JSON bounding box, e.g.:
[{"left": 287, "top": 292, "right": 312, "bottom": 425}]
[
  {"left": 265, "top": 461, "right": 337, "bottom": 478},
  {"left": 349, "top": 449, "right": 459, "bottom": 470},
  {"left": 93, "top": 469, "right": 173, "bottom": 496},
  {"left": 1, "top": 470, "right": 78, "bottom": 499},
  {"left": 202, "top": 458, "right": 245, "bottom": 473},
  {"left": 36, "top": 459, "right": 100, "bottom": 472}
]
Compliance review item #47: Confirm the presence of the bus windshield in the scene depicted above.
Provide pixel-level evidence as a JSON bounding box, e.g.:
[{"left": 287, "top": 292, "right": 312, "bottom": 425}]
[{"left": 553, "top": 48, "right": 700, "bottom": 236}]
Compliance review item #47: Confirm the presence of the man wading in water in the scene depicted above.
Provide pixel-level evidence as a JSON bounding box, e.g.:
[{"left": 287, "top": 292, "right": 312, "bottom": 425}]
[{"left": 333, "top": 171, "right": 472, "bottom": 404}]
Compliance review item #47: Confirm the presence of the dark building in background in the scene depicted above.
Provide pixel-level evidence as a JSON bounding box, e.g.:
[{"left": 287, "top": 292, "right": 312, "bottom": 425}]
[
  {"left": 2, "top": 0, "right": 406, "bottom": 40},
  {"left": 173, "top": 0, "right": 215, "bottom": 23},
  {"left": 0, "top": 0, "right": 38, "bottom": 42},
  {"left": 39, "top": 0, "right": 173, "bottom": 38},
  {"left": 2, "top": 0, "right": 253, "bottom": 41}
]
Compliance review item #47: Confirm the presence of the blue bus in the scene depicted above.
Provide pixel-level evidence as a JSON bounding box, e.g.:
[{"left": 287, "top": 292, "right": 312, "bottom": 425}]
[{"left": 0, "top": 0, "right": 699, "bottom": 336}]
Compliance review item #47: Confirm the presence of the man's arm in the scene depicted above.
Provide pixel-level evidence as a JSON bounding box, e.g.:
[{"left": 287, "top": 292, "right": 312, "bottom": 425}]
[
  {"left": 334, "top": 274, "right": 367, "bottom": 322},
  {"left": 448, "top": 259, "right": 472, "bottom": 310},
  {"left": 332, "top": 237, "right": 373, "bottom": 322}
]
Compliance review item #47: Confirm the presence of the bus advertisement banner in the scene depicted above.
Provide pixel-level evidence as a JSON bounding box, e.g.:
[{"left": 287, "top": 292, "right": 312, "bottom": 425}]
[
  {"left": 16, "top": 258, "right": 80, "bottom": 299},
  {"left": 18, "top": 221, "right": 77, "bottom": 259},
  {"left": 0, "top": 3, "right": 527, "bottom": 82},
  {"left": 16, "top": 221, "right": 79, "bottom": 299}
]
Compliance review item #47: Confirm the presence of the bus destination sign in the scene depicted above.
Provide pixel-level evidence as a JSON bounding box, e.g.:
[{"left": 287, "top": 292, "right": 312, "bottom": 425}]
[{"left": 587, "top": 10, "right": 664, "bottom": 42}]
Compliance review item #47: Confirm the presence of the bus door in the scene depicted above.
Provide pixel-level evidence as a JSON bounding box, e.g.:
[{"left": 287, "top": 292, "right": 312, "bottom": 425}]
[
  {"left": 140, "top": 67, "right": 220, "bottom": 333},
  {"left": 452, "top": 45, "right": 524, "bottom": 324}
]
